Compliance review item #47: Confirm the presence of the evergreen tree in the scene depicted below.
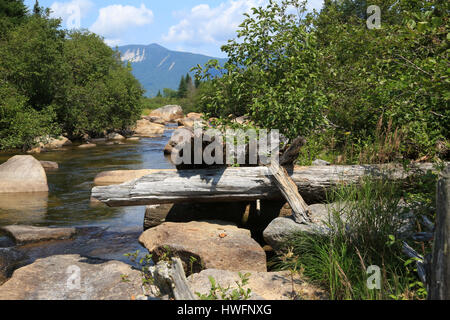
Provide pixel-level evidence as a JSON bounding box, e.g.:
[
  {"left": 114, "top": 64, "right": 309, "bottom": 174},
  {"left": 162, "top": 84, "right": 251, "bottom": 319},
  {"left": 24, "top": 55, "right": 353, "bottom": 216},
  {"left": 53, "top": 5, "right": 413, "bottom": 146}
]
[
  {"left": 177, "top": 75, "right": 187, "bottom": 98},
  {"left": 194, "top": 77, "right": 201, "bottom": 89},
  {"left": 32, "top": 0, "right": 41, "bottom": 16},
  {"left": 0, "top": 0, "right": 27, "bottom": 30},
  {"left": 185, "top": 73, "right": 194, "bottom": 94},
  {"left": 156, "top": 90, "right": 162, "bottom": 98}
]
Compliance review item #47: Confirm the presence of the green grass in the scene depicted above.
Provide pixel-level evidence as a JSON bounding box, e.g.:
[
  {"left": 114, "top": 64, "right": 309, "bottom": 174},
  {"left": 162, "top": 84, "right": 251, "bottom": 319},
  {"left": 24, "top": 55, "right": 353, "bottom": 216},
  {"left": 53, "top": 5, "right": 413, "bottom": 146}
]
[{"left": 270, "top": 175, "right": 437, "bottom": 300}]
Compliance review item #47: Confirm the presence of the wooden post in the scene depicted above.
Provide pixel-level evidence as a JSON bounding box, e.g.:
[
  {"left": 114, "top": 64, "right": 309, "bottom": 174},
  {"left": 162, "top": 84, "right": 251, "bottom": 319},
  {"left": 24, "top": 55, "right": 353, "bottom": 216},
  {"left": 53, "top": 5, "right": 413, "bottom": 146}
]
[{"left": 429, "top": 165, "right": 450, "bottom": 300}]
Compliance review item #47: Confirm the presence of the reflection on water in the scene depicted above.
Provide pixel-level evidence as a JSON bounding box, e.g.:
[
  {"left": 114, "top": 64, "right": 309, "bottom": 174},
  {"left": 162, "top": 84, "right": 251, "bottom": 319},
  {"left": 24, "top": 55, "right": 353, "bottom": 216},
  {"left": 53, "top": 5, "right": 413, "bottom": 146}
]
[
  {"left": 0, "top": 192, "right": 48, "bottom": 225},
  {"left": 0, "top": 132, "right": 174, "bottom": 229}
]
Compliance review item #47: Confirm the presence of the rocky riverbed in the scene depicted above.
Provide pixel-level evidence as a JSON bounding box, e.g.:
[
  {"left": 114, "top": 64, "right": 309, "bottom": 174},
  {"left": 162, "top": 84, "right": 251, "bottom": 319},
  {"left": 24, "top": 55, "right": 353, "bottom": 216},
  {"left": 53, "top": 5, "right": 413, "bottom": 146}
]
[{"left": 0, "top": 106, "right": 332, "bottom": 300}]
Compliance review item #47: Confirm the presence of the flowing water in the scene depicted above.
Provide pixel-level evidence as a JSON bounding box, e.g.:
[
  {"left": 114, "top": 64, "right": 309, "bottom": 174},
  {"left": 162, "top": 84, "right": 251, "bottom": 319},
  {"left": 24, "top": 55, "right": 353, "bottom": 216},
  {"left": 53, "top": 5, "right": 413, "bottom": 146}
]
[{"left": 0, "top": 129, "right": 175, "bottom": 263}]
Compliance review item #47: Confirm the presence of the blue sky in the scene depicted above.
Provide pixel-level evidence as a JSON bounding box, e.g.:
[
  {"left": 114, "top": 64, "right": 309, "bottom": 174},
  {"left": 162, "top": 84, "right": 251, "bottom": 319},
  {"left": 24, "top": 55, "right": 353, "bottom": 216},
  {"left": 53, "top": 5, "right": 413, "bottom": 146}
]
[{"left": 24, "top": 0, "right": 324, "bottom": 58}]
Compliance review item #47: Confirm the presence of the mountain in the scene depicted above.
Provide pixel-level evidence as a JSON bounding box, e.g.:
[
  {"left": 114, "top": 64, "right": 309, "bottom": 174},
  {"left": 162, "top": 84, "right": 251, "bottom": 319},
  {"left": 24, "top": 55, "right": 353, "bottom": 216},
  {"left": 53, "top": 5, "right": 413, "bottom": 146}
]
[{"left": 117, "top": 44, "right": 227, "bottom": 97}]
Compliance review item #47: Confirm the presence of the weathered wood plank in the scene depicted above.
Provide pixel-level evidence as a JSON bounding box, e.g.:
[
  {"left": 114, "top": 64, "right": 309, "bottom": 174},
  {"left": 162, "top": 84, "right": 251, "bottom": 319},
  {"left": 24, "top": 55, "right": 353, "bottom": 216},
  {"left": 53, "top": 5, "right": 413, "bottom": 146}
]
[
  {"left": 171, "top": 258, "right": 197, "bottom": 300},
  {"left": 429, "top": 165, "right": 450, "bottom": 300},
  {"left": 91, "top": 163, "right": 435, "bottom": 207},
  {"left": 268, "top": 161, "right": 311, "bottom": 224}
]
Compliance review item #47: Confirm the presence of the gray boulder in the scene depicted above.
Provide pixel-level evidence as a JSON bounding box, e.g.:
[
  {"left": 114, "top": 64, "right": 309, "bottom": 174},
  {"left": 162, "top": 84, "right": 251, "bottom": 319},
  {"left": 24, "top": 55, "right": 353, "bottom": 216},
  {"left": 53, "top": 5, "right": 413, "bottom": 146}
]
[
  {"left": 0, "top": 155, "right": 48, "bottom": 193},
  {"left": 0, "top": 254, "right": 152, "bottom": 300},
  {"left": 0, "top": 225, "right": 76, "bottom": 245}
]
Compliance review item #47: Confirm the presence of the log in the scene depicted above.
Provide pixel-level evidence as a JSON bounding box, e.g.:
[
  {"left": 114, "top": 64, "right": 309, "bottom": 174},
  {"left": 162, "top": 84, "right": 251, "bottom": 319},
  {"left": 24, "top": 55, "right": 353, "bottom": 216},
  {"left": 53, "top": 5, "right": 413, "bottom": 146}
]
[
  {"left": 429, "top": 165, "right": 450, "bottom": 300},
  {"left": 268, "top": 161, "right": 311, "bottom": 224},
  {"left": 91, "top": 163, "right": 435, "bottom": 207},
  {"left": 152, "top": 258, "right": 197, "bottom": 300},
  {"left": 170, "top": 258, "right": 198, "bottom": 300}
]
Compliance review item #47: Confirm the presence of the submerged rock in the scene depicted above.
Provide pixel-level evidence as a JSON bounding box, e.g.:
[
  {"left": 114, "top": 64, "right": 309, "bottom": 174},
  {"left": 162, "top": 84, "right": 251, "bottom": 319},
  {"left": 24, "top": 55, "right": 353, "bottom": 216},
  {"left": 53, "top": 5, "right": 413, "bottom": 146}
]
[
  {"left": 39, "top": 161, "right": 59, "bottom": 171},
  {"left": 0, "top": 248, "right": 28, "bottom": 285},
  {"left": 0, "top": 155, "right": 48, "bottom": 193},
  {"left": 0, "top": 225, "right": 77, "bottom": 245},
  {"left": 139, "top": 220, "right": 267, "bottom": 274},
  {"left": 77, "top": 143, "right": 96, "bottom": 149},
  {"left": 93, "top": 169, "right": 163, "bottom": 186},
  {"left": 188, "top": 269, "right": 327, "bottom": 300},
  {"left": 0, "top": 254, "right": 150, "bottom": 300}
]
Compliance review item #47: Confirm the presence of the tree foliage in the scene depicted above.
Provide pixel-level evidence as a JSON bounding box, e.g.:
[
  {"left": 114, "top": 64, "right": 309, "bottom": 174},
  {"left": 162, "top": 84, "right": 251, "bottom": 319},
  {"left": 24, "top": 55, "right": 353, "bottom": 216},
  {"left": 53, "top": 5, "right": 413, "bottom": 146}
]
[
  {"left": 195, "top": 0, "right": 449, "bottom": 161},
  {"left": 0, "top": 8, "right": 144, "bottom": 149}
]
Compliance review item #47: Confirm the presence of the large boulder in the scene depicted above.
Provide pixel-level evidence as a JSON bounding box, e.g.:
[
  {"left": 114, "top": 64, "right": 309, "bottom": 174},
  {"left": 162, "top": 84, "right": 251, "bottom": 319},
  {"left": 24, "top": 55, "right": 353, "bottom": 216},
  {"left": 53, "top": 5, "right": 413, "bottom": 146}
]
[
  {"left": 93, "top": 169, "right": 168, "bottom": 186},
  {"left": 139, "top": 220, "right": 267, "bottom": 274},
  {"left": 0, "top": 248, "right": 28, "bottom": 285},
  {"left": 149, "top": 105, "right": 183, "bottom": 123},
  {"left": 188, "top": 269, "right": 327, "bottom": 300},
  {"left": 263, "top": 203, "right": 338, "bottom": 251},
  {"left": 133, "top": 119, "right": 165, "bottom": 137},
  {"left": 0, "top": 155, "right": 48, "bottom": 193},
  {"left": 0, "top": 255, "right": 151, "bottom": 300},
  {"left": 0, "top": 225, "right": 76, "bottom": 245}
]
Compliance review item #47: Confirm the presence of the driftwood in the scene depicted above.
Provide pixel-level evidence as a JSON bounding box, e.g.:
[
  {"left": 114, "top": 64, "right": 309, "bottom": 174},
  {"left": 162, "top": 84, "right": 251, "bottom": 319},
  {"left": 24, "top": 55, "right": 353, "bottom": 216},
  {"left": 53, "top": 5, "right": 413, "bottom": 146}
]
[
  {"left": 92, "top": 163, "right": 434, "bottom": 207},
  {"left": 268, "top": 161, "right": 311, "bottom": 224},
  {"left": 170, "top": 258, "right": 197, "bottom": 300},
  {"left": 429, "top": 165, "right": 450, "bottom": 300},
  {"left": 152, "top": 258, "right": 197, "bottom": 300}
]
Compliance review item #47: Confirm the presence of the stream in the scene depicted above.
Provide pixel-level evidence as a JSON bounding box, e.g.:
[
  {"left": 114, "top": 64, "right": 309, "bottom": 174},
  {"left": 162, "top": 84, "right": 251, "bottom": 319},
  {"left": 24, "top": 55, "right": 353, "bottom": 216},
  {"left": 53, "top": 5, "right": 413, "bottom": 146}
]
[{"left": 0, "top": 128, "right": 175, "bottom": 264}]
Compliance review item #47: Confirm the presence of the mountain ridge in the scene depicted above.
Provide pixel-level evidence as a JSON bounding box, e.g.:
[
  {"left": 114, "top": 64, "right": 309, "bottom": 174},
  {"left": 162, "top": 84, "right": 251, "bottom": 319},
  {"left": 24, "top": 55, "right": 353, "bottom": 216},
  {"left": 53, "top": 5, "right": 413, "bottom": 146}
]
[{"left": 116, "top": 43, "right": 227, "bottom": 97}]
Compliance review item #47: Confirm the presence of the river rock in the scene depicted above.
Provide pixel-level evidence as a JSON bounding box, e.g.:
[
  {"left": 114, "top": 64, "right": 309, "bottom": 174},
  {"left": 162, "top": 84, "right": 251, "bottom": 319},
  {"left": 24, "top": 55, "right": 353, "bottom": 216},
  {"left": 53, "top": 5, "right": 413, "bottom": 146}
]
[
  {"left": 149, "top": 105, "right": 183, "bottom": 123},
  {"left": 78, "top": 143, "right": 96, "bottom": 149},
  {"left": 29, "top": 136, "right": 72, "bottom": 153},
  {"left": 40, "top": 161, "right": 59, "bottom": 171},
  {"left": 0, "top": 248, "right": 28, "bottom": 285},
  {"left": 0, "top": 254, "right": 149, "bottom": 300},
  {"left": 186, "top": 113, "right": 203, "bottom": 120},
  {"left": 107, "top": 133, "right": 125, "bottom": 140},
  {"left": 139, "top": 220, "right": 267, "bottom": 274},
  {"left": 147, "top": 116, "right": 166, "bottom": 125},
  {"left": 0, "top": 225, "right": 77, "bottom": 245},
  {"left": 262, "top": 203, "right": 339, "bottom": 251},
  {"left": 0, "top": 155, "right": 48, "bottom": 193},
  {"left": 93, "top": 169, "right": 167, "bottom": 186},
  {"left": 188, "top": 269, "right": 327, "bottom": 300},
  {"left": 133, "top": 119, "right": 165, "bottom": 137}
]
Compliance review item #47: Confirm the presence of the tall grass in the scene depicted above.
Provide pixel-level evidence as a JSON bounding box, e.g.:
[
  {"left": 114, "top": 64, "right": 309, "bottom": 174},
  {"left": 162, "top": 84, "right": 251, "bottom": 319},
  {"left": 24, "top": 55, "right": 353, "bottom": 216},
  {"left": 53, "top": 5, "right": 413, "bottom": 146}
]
[{"left": 270, "top": 177, "right": 432, "bottom": 300}]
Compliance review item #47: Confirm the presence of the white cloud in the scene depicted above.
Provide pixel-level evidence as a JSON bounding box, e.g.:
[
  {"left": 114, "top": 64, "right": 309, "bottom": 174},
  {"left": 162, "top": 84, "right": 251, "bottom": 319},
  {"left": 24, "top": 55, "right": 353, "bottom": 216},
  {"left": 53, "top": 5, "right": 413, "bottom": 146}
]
[
  {"left": 49, "top": 0, "right": 93, "bottom": 29},
  {"left": 162, "top": 0, "right": 323, "bottom": 50},
  {"left": 306, "top": 0, "right": 324, "bottom": 12},
  {"left": 90, "top": 3, "right": 154, "bottom": 43},
  {"left": 162, "top": 0, "right": 266, "bottom": 47}
]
